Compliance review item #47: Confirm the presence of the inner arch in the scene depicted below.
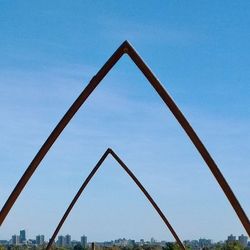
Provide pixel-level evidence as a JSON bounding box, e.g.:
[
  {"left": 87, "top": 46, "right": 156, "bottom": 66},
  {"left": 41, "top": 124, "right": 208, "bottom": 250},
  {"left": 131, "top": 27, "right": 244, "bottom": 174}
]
[{"left": 46, "top": 148, "right": 185, "bottom": 250}]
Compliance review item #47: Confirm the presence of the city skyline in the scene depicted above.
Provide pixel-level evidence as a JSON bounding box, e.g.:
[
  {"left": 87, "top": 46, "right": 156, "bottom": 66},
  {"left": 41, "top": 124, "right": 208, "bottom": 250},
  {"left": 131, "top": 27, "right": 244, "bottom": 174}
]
[
  {"left": 0, "top": 1, "right": 249, "bottom": 242},
  {"left": 1, "top": 228, "right": 248, "bottom": 247}
]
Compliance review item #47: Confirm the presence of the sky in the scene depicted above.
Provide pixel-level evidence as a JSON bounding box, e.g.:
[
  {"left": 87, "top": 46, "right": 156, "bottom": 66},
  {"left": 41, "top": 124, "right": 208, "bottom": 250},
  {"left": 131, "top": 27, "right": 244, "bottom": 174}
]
[{"left": 0, "top": 0, "right": 250, "bottom": 243}]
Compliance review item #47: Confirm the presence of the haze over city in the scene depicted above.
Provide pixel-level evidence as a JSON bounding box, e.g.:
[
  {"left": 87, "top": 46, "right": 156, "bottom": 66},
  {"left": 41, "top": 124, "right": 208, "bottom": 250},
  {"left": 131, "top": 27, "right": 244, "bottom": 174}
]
[{"left": 0, "top": 0, "right": 249, "bottom": 244}]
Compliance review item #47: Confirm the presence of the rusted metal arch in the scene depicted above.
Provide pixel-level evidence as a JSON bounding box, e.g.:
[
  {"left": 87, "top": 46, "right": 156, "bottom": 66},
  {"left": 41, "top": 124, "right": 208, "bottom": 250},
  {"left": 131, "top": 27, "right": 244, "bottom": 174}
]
[
  {"left": 0, "top": 40, "right": 249, "bottom": 235},
  {"left": 46, "top": 148, "right": 185, "bottom": 250}
]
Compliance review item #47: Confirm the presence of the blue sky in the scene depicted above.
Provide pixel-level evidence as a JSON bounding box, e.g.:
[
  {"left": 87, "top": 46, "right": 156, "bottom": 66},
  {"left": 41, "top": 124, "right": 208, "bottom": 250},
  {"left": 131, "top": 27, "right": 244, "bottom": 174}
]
[{"left": 0, "top": 1, "right": 249, "bottom": 242}]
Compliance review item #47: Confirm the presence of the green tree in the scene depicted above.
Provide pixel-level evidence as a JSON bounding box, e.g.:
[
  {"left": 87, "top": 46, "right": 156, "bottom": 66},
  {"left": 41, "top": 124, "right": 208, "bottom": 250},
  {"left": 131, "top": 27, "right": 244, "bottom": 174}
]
[
  {"left": 163, "top": 243, "right": 182, "bottom": 250},
  {"left": 222, "top": 242, "right": 244, "bottom": 250},
  {"left": 73, "top": 244, "right": 84, "bottom": 250}
]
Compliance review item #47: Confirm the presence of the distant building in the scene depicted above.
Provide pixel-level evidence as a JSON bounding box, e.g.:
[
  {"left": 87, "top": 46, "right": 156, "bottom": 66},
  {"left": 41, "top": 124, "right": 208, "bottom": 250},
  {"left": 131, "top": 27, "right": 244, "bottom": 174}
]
[
  {"left": 151, "top": 237, "right": 156, "bottom": 244},
  {"left": 189, "top": 240, "right": 199, "bottom": 249},
  {"left": 36, "top": 235, "right": 40, "bottom": 245},
  {"left": 114, "top": 238, "right": 130, "bottom": 247},
  {"left": 19, "top": 230, "right": 26, "bottom": 243},
  {"left": 57, "top": 235, "right": 65, "bottom": 247},
  {"left": 71, "top": 240, "right": 80, "bottom": 247},
  {"left": 81, "top": 235, "right": 87, "bottom": 248},
  {"left": 128, "top": 239, "right": 135, "bottom": 246},
  {"left": 36, "top": 235, "right": 45, "bottom": 245},
  {"left": 199, "top": 238, "right": 212, "bottom": 248},
  {"left": 12, "top": 235, "right": 20, "bottom": 245},
  {"left": 65, "top": 234, "right": 71, "bottom": 247},
  {"left": 227, "top": 234, "right": 236, "bottom": 243},
  {"left": 41, "top": 235, "right": 45, "bottom": 245},
  {"left": 28, "top": 239, "right": 37, "bottom": 245},
  {"left": 238, "top": 234, "right": 248, "bottom": 247},
  {"left": 0, "top": 240, "right": 8, "bottom": 245}
]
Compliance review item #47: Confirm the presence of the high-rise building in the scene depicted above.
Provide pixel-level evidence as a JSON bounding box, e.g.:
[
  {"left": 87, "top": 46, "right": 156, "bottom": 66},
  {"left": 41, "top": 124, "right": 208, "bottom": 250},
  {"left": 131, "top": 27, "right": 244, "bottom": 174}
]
[
  {"left": 36, "top": 235, "right": 45, "bottom": 245},
  {"left": 57, "top": 235, "right": 65, "bottom": 247},
  {"left": 238, "top": 234, "right": 248, "bottom": 247},
  {"left": 65, "top": 234, "right": 71, "bottom": 247},
  {"left": 12, "top": 235, "right": 20, "bottom": 245},
  {"left": 151, "top": 237, "right": 156, "bottom": 244},
  {"left": 40, "top": 235, "right": 45, "bottom": 245},
  {"left": 139, "top": 239, "right": 144, "bottom": 246},
  {"left": 199, "top": 238, "right": 212, "bottom": 248},
  {"left": 227, "top": 234, "right": 236, "bottom": 243},
  {"left": 81, "top": 235, "right": 87, "bottom": 248},
  {"left": 36, "top": 235, "right": 40, "bottom": 245},
  {"left": 19, "top": 230, "right": 26, "bottom": 243}
]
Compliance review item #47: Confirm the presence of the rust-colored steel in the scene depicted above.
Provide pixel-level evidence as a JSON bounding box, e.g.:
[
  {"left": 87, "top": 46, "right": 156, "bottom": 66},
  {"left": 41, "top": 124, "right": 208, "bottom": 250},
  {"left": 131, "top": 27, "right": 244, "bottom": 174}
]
[
  {"left": 0, "top": 40, "right": 249, "bottom": 235},
  {"left": 46, "top": 149, "right": 110, "bottom": 250},
  {"left": 46, "top": 149, "right": 185, "bottom": 250},
  {"left": 0, "top": 41, "right": 126, "bottom": 226},
  {"left": 109, "top": 149, "right": 185, "bottom": 250},
  {"left": 124, "top": 43, "right": 250, "bottom": 235}
]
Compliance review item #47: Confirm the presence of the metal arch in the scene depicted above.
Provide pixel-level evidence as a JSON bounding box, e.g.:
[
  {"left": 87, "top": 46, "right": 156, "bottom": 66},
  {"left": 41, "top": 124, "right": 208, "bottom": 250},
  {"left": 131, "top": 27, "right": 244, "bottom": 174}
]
[
  {"left": 0, "top": 41, "right": 249, "bottom": 235},
  {"left": 46, "top": 148, "right": 185, "bottom": 250}
]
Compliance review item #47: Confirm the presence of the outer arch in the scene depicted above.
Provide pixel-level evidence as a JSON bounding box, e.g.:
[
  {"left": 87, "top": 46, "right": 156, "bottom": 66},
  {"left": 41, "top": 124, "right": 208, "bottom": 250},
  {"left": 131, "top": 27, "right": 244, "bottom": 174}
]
[{"left": 0, "top": 40, "right": 249, "bottom": 235}]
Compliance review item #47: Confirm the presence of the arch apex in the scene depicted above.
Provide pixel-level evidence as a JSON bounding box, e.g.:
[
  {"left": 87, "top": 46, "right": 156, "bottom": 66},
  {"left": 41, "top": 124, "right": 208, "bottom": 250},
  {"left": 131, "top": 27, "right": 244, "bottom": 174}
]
[{"left": 121, "top": 40, "right": 133, "bottom": 54}]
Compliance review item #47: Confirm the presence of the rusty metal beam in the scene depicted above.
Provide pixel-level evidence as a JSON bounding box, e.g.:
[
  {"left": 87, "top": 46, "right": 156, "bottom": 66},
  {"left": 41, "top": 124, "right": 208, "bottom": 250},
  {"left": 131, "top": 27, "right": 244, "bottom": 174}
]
[
  {"left": 46, "top": 149, "right": 185, "bottom": 250},
  {"left": 46, "top": 149, "right": 110, "bottom": 250},
  {"left": 0, "top": 41, "right": 126, "bottom": 226},
  {"left": 109, "top": 149, "right": 185, "bottom": 249},
  {"left": 124, "top": 43, "right": 250, "bottom": 235},
  {"left": 0, "top": 40, "right": 249, "bottom": 235}
]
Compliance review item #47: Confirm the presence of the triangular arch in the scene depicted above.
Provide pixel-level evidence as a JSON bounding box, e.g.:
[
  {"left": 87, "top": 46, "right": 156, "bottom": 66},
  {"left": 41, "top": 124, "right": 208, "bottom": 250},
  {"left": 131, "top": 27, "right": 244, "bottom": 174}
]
[
  {"left": 46, "top": 148, "right": 185, "bottom": 250},
  {"left": 0, "top": 41, "right": 249, "bottom": 235}
]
